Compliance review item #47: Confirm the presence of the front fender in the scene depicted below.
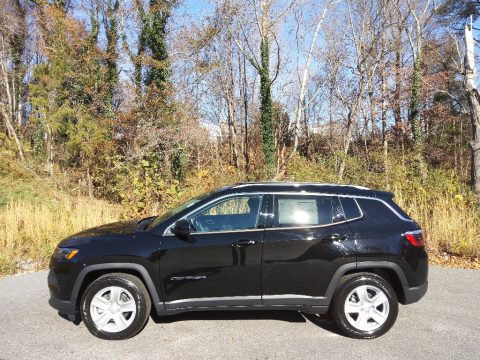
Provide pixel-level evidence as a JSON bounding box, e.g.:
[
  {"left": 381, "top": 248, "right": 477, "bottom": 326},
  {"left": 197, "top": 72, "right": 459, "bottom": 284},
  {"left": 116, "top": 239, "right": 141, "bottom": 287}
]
[{"left": 71, "top": 263, "right": 165, "bottom": 313}]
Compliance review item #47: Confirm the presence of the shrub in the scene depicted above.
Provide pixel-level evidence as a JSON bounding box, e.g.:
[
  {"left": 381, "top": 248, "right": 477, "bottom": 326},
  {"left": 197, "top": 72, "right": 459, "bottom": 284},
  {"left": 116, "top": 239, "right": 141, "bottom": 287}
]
[{"left": 286, "top": 152, "right": 480, "bottom": 258}]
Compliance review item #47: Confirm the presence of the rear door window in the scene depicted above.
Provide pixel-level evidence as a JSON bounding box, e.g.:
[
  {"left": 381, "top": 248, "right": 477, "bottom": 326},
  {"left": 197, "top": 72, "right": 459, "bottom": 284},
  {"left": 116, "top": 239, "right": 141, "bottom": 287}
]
[{"left": 274, "top": 195, "right": 344, "bottom": 228}]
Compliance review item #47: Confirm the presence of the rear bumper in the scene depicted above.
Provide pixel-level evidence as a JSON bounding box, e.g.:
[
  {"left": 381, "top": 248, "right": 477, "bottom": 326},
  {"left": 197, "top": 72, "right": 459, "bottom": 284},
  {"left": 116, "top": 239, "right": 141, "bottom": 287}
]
[
  {"left": 403, "top": 281, "right": 428, "bottom": 304},
  {"left": 48, "top": 296, "right": 75, "bottom": 316}
]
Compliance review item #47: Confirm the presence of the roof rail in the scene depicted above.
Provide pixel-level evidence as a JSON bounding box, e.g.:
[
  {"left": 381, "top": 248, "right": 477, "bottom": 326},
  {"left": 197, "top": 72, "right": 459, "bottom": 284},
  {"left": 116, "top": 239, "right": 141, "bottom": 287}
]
[{"left": 232, "top": 182, "right": 369, "bottom": 190}]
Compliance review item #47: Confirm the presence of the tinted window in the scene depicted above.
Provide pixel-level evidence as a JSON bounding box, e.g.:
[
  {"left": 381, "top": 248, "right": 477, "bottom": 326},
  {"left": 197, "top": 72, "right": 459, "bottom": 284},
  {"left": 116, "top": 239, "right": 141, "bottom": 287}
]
[
  {"left": 274, "top": 195, "right": 344, "bottom": 228},
  {"left": 188, "top": 195, "right": 262, "bottom": 233},
  {"left": 340, "top": 197, "right": 362, "bottom": 220},
  {"left": 385, "top": 199, "right": 412, "bottom": 220},
  {"left": 332, "top": 197, "right": 346, "bottom": 222},
  {"left": 147, "top": 191, "right": 212, "bottom": 230},
  {"left": 355, "top": 198, "right": 400, "bottom": 225}
]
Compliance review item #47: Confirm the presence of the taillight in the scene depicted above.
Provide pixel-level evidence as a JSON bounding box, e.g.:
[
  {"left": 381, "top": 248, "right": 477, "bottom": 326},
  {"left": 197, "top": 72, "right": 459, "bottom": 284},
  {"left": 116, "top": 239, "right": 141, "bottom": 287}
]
[{"left": 404, "top": 230, "right": 425, "bottom": 247}]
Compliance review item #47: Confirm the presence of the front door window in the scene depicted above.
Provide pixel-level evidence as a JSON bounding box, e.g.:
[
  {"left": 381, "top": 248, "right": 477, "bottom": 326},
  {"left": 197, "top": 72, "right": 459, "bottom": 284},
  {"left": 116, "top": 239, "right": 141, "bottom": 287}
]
[{"left": 188, "top": 195, "right": 262, "bottom": 233}]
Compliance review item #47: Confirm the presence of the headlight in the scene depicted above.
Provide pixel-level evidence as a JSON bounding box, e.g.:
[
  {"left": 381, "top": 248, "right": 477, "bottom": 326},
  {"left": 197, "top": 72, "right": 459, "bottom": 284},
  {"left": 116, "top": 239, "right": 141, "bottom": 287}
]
[{"left": 54, "top": 247, "right": 79, "bottom": 260}]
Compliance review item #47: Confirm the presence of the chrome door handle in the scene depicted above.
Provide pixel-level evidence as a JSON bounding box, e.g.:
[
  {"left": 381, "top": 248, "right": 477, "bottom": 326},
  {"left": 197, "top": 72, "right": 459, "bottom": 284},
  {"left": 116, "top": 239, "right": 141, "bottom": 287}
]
[
  {"left": 322, "top": 234, "right": 346, "bottom": 241},
  {"left": 232, "top": 239, "right": 257, "bottom": 247}
]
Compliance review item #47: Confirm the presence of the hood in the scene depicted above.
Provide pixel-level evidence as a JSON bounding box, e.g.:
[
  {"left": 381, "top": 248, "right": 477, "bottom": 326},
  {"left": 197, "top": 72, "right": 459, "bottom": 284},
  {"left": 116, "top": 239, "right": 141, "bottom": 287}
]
[
  {"left": 58, "top": 218, "right": 154, "bottom": 247},
  {"left": 70, "top": 219, "right": 141, "bottom": 239}
]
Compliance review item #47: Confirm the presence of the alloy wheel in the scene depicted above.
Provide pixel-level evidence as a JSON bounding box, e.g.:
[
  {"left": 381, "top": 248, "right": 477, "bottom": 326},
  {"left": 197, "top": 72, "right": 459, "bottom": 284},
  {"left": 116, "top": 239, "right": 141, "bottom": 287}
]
[
  {"left": 344, "top": 284, "right": 390, "bottom": 332},
  {"left": 90, "top": 286, "right": 137, "bottom": 333}
]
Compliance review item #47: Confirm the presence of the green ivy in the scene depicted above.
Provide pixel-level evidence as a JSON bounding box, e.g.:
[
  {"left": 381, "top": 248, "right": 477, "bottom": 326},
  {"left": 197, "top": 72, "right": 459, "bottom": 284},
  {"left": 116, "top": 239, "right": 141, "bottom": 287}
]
[
  {"left": 259, "top": 37, "right": 275, "bottom": 173},
  {"left": 145, "top": 0, "right": 173, "bottom": 90}
]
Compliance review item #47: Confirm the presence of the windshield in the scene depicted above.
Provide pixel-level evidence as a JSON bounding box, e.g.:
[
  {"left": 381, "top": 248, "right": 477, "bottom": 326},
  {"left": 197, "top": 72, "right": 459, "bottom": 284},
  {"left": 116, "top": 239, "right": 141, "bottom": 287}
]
[{"left": 146, "top": 191, "right": 212, "bottom": 230}]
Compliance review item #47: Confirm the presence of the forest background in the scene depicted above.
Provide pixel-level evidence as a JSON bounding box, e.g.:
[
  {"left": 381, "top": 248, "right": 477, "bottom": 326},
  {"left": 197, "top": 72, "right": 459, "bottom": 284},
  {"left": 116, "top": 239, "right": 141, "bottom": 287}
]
[{"left": 1, "top": 0, "right": 480, "bottom": 275}]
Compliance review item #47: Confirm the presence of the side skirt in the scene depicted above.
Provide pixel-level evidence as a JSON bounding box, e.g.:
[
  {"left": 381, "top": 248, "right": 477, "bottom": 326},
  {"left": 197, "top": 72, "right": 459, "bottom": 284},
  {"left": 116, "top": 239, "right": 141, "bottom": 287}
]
[{"left": 154, "top": 304, "right": 328, "bottom": 316}]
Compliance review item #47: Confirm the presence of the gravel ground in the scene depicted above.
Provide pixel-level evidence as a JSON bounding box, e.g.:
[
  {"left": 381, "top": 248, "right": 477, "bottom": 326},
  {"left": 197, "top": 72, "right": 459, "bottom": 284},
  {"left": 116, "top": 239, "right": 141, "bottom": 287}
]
[{"left": 0, "top": 265, "right": 479, "bottom": 360}]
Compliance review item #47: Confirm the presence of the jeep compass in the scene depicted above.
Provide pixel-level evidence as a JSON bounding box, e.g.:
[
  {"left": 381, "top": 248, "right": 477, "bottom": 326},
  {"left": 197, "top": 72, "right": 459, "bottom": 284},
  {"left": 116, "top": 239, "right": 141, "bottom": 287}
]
[{"left": 48, "top": 182, "right": 428, "bottom": 340}]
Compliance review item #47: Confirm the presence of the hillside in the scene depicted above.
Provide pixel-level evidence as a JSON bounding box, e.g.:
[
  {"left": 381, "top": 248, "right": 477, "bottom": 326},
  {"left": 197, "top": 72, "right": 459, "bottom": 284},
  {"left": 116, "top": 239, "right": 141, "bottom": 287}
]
[
  {"left": 0, "top": 151, "right": 122, "bottom": 274},
  {"left": 2, "top": 149, "right": 480, "bottom": 275}
]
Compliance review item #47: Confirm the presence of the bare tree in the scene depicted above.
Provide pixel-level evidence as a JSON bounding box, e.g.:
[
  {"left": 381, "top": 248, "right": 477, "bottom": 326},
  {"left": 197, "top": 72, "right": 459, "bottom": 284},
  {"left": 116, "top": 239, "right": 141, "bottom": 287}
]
[
  {"left": 402, "top": 0, "right": 434, "bottom": 155},
  {"left": 464, "top": 20, "right": 480, "bottom": 193},
  {"left": 230, "top": 0, "right": 293, "bottom": 174},
  {"left": 215, "top": 26, "right": 241, "bottom": 168},
  {"left": 0, "top": 1, "right": 25, "bottom": 161},
  {"left": 291, "top": 0, "right": 336, "bottom": 154},
  {"left": 334, "top": 0, "right": 384, "bottom": 180}
]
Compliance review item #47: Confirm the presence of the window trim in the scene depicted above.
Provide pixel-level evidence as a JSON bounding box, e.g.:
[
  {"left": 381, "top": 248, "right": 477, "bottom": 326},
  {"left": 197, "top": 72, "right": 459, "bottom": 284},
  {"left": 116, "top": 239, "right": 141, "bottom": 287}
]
[
  {"left": 163, "top": 192, "right": 266, "bottom": 236},
  {"left": 188, "top": 194, "right": 264, "bottom": 234},
  {"left": 264, "top": 220, "right": 349, "bottom": 231},
  {"left": 270, "top": 192, "right": 409, "bottom": 222},
  {"left": 272, "top": 194, "right": 344, "bottom": 229},
  {"left": 339, "top": 197, "right": 364, "bottom": 223},
  {"left": 162, "top": 191, "right": 410, "bottom": 236}
]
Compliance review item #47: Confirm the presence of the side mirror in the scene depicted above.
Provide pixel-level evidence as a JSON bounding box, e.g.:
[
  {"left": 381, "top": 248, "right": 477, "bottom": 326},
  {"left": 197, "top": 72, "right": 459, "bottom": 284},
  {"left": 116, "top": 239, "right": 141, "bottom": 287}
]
[{"left": 172, "top": 219, "right": 191, "bottom": 237}]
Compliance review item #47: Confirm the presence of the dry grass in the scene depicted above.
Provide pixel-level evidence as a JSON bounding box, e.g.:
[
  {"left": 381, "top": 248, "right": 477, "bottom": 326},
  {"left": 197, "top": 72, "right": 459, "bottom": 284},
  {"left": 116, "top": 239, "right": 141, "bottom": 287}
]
[
  {"left": 0, "top": 197, "right": 122, "bottom": 274},
  {"left": 287, "top": 154, "right": 480, "bottom": 261},
  {"left": 1, "top": 183, "right": 479, "bottom": 276},
  {"left": 396, "top": 193, "right": 480, "bottom": 259},
  {"left": 2, "top": 151, "right": 480, "bottom": 276}
]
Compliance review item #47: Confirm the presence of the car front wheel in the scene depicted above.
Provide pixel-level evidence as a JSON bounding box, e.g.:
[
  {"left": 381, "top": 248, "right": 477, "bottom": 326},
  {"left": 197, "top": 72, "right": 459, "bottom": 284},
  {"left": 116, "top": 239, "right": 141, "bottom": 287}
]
[
  {"left": 80, "top": 273, "right": 151, "bottom": 340},
  {"left": 330, "top": 273, "right": 398, "bottom": 339}
]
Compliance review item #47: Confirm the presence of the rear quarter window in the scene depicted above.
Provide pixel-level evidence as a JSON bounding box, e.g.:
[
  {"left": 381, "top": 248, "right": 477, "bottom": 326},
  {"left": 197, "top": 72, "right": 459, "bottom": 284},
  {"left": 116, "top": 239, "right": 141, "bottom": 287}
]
[
  {"left": 355, "top": 198, "right": 404, "bottom": 224},
  {"left": 340, "top": 197, "right": 362, "bottom": 220},
  {"left": 385, "top": 199, "right": 412, "bottom": 220}
]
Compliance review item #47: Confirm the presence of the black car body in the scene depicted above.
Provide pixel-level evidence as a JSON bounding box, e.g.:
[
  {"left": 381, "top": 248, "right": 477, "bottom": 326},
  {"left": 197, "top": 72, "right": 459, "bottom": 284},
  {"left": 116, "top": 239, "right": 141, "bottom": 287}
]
[{"left": 48, "top": 182, "right": 428, "bottom": 339}]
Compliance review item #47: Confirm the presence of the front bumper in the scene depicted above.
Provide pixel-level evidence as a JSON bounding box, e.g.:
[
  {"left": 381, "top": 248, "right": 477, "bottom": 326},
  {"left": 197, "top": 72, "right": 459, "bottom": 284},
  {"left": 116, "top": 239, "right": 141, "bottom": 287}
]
[
  {"left": 403, "top": 281, "right": 428, "bottom": 304},
  {"left": 48, "top": 268, "right": 77, "bottom": 318}
]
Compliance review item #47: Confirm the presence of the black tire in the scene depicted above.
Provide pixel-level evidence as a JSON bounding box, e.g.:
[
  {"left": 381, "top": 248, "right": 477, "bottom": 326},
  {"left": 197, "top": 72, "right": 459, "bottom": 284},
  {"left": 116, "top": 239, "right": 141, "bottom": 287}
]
[
  {"left": 80, "top": 273, "right": 151, "bottom": 340},
  {"left": 330, "top": 272, "right": 398, "bottom": 339}
]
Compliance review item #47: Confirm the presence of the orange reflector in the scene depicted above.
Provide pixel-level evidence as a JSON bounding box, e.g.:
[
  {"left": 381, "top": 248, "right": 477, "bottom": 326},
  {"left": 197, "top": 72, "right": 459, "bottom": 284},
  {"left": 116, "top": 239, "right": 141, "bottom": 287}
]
[{"left": 66, "top": 250, "right": 79, "bottom": 259}]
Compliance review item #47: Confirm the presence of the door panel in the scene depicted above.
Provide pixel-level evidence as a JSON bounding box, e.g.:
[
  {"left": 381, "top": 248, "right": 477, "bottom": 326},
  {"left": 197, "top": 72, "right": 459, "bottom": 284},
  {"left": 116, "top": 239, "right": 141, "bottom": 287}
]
[
  {"left": 261, "top": 195, "right": 356, "bottom": 305},
  {"left": 159, "top": 194, "right": 266, "bottom": 308},
  {"left": 160, "top": 231, "right": 264, "bottom": 308}
]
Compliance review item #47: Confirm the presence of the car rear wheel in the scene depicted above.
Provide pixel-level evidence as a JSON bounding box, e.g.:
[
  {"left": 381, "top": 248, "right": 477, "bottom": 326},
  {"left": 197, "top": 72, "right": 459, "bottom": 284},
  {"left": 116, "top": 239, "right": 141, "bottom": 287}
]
[
  {"left": 81, "top": 273, "right": 151, "bottom": 340},
  {"left": 330, "top": 273, "right": 398, "bottom": 339}
]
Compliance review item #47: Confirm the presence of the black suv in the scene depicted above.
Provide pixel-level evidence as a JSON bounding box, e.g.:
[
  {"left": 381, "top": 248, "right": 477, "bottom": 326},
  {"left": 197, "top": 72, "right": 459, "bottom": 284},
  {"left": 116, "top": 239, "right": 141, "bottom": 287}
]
[{"left": 48, "top": 182, "right": 428, "bottom": 340}]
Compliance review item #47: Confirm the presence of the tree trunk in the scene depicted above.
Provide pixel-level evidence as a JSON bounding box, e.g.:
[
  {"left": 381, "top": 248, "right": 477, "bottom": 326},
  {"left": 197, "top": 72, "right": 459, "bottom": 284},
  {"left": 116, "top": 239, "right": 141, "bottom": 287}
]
[
  {"left": 394, "top": 31, "right": 402, "bottom": 126},
  {"left": 409, "top": 54, "right": 422, "bottom": 148},
  {"left": 0, "top": 41, "right": 25, "bottom": 161},
  {"left": 464, "top": 22, "right": 480, "bottom": 193},
  {"left": 381, "top": 65, "right": 388, "bottom": 182},
  {"left": 226, "top": 94, "right": 239, "bottom": 168},
  {"left": 87, "top": 167, "right": 93, "bottom": 198},
  {"left": 133, "top": 0, "right": 146, "bottom": 95},
  {"left": 259, "top": 36, "right": 275, "bottom": 172},
  {"left": 292, "top": 5, "right": 328, "bottom": 153},
  {"left": 338, "top": 71, "right": 365, "bottom": 181},
  {"left": 44, "top": 117, "right": 54, "bottom": 176},
  {"left": 368, "top": 79, "right": 376, "bottom": 138},
  {"left": 1, "top": 107, "right": 25, "bottom": 161},
  {"left": 338, "top": 109, "right": 355, "bottom": 181},
  {"left": 380, "top": 9, "right": 388, "bottom": 182},
  {"left": 145, "top": 0, "right": 172, "bottom": 90},
  {"left": 338, "top": 66, "right": 369, "bottom": 181},
  {"left": 12, "top": 0, "right": 27, "bottom": 129},
  {"left": 105, "top": 0, "right": 120, "bottom": 113},
  {"left": 393, "top": 11, "right": 404, "bottom": 130},
  {"left": 240, "top": 55, "right": 250, "bottom": 171},
  {"left": 257, "top": 0, "right": 275, "bottom": 174},
  {"left": 224, "top": 39, "right": 240, "bottom": 169}
]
